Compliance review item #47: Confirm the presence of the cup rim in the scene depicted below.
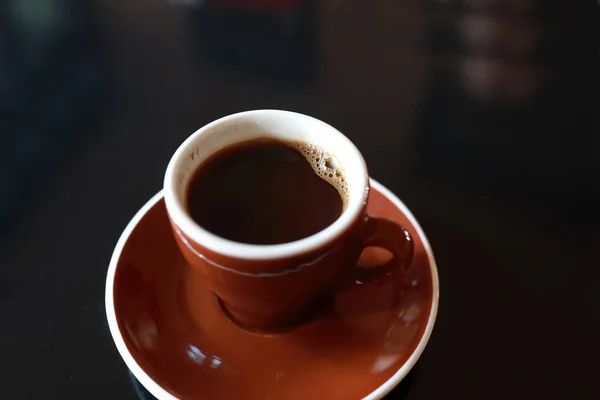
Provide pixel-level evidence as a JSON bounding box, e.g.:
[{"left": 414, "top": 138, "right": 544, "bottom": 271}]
[
  {"left": 163, "top": 110, "right": 369, "bottom": 260},
  {"left": 105, "top": 179, "right": 440, "bottom": 400}
]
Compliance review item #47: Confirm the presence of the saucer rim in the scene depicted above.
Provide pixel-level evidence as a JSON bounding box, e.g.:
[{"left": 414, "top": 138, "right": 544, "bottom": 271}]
[{"left": 105, "top": 179, "right": 440, "bottom": 400}]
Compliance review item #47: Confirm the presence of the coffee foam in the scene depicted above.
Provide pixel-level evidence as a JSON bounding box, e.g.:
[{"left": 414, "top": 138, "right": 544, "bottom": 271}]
[{"left": 294, "top": 142, "right": 349, "bottom": 207}]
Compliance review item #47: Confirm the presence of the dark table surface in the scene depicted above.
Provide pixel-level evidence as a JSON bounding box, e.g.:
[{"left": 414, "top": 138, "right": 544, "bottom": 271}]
[{"left": 1, "top": 0, "right": 598, "bottom": 399}]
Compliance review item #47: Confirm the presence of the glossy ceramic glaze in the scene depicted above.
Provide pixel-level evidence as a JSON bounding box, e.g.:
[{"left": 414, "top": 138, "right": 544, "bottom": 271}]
[{"left": 106, "top": 180, "right": 439, "bottom": 400}]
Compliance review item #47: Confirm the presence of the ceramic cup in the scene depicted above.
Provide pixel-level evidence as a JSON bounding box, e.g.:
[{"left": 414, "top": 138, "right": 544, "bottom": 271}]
[{"left": 164, "top": 110, "right": 413, "bottom": 329}]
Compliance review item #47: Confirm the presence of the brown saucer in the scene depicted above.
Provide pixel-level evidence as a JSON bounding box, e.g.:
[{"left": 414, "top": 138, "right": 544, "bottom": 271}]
[{"left": 106, "top": 179, "right": 439, "bottom": 400}]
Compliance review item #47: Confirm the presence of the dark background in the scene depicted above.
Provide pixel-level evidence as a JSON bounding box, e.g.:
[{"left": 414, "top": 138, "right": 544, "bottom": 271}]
[{"left": 0, "top": 0, "right": 598, "bottom": 399}]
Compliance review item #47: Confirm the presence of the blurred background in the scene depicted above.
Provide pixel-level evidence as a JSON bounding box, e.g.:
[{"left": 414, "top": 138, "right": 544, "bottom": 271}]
[
  {"left": 1, "top": 0, "right": 597, "bottom": 238},
  {"left": 0, "top": 0, "right": 598, "bottom": 399},
  {"left": 0, "top": 0, "right": 111, "bottom": 236}
]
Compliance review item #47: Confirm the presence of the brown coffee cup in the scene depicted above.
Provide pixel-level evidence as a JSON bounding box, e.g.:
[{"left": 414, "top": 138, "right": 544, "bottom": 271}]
[{"left": 164, "top": 110, "right": 413, "bottom": 329}]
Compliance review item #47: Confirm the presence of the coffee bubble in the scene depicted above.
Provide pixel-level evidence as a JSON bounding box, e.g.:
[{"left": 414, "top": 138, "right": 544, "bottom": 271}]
[{"left": 294, "top": 143, "right": 349, "bottom": 207}]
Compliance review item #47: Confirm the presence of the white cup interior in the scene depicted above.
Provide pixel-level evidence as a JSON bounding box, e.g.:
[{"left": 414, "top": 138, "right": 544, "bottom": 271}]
[{"left": 164, "top": 110, "right": 369, "bottom": 260}]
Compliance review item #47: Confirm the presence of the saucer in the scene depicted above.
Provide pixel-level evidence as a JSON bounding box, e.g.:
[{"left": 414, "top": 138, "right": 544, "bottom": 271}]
[{"left": 106, "top": 179, "right": 439, "bottom": 400}]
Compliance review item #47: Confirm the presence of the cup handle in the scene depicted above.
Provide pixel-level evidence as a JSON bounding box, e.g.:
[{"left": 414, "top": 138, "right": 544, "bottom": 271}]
[{"left": 349, "top": 216, "right": 414, "bottom": 285}]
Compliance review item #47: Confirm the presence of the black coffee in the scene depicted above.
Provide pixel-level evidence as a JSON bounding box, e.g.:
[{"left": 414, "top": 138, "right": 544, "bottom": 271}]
[{"left": 187, "top": 138, "right": 348, "bottom": 244}]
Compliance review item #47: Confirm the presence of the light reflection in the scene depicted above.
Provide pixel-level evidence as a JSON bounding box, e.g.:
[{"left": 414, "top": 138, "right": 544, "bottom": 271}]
[
  {"left": 211, "top": 356, "right": 222, "bottom": 369},
  {"left": 385, "top": 295, "right": 423, "bottom": 353},
  {"left": 402, "top": 304, "right": 422, "bottom": 324},
  {"left": 136, "top": 313, "right": 158, "bottom": 350},
  {"left": 275, "top": 368, "right": 287, "bottom": 380},
  {"left": 187, "top": 345, "right": 206, "bottom": 364},
  {"left": 370, "top": 354, "right": 400, "bottom": 374},
  {"left": 187, "top": 345, "right": 227, "bottom": 371}
]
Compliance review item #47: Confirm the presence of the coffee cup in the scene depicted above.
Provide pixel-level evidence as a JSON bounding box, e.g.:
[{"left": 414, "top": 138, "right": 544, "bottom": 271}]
[{"left": 164, "top": 110, "right": 413, "bottom": 329}]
